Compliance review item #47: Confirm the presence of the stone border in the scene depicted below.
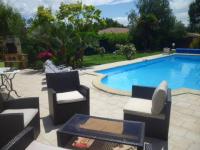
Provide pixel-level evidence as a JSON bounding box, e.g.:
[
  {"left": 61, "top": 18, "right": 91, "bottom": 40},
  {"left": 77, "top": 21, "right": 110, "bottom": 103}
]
[
  {"left": 91, "top": 53, "right": 200, "bottom": 96},
  {"left": 92, "top": 54, "right": 167, "bottom": 75},
  {"left": 92, "top": 74, "right": 131, "bottom": 96},
  {"left": 172, "top": 88, "right": 200, "bottom": 96},
  {"left": 92, "top": 54, "right": 169, "bottom": 96}
]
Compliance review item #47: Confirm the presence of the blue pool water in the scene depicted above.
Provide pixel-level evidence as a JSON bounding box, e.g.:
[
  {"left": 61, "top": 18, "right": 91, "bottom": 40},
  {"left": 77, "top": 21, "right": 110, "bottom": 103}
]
[{"left": 97, "top": 55, "right": 200, "bottom": 91}]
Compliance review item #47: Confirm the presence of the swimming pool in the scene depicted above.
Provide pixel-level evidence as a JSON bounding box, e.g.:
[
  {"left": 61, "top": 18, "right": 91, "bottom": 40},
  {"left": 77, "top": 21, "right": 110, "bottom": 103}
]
[{"left": 97, "top": 54, "right": 200, "bottom": 91}]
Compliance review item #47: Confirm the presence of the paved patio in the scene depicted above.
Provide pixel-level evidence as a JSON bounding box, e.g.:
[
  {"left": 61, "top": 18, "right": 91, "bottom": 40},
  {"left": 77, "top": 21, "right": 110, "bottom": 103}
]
[{"left": 9, "top": 56, "right": 200, "bottom": 150}]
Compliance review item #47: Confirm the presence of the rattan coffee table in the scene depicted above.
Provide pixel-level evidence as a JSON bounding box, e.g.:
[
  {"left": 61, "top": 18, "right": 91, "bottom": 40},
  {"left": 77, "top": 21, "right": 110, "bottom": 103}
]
[{"left": 57, "top": 114, "right": 145, "bottom": 150}]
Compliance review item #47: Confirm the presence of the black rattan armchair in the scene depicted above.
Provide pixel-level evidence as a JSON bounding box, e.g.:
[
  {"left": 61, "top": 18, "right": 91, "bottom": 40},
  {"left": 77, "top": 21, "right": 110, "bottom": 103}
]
[
  {"left": 1, "top": 127, "right": 67, "bottom": 150},
  {"left": 124, "top": 85, "right": 171, "bottom": 140},
  {"left": 0, "top": 96, "right": 40, "bottom": 148},
  {"left": 46, "top": 71, "right": 90, "bottom": 125},
  {"left": 1, "top": 127, "right": 35, "bottom": 150}
]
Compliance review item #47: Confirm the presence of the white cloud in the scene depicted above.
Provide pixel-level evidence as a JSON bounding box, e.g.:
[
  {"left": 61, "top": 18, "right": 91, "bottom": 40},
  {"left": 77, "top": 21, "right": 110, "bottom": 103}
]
[
  {"left": 113, "top": 16, "right": 128, "bottom": 26},
  {"left": 2, "top": 0, "right": 134, "bottom": 19},
  {"left": 81, "top": 0, "right": 133, "bottom": 6},
  {"left": 170, "top": 0, "right": 194, "bottom": 25},
  {"left": 2, "top": 0, "right": 193, "bottom": 26}
]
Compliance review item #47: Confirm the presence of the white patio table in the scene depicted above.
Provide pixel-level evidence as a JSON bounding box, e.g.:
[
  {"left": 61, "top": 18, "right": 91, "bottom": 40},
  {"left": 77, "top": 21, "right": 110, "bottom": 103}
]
[{"left": 0, "top": 67, "right": 20, "bottom": 99}]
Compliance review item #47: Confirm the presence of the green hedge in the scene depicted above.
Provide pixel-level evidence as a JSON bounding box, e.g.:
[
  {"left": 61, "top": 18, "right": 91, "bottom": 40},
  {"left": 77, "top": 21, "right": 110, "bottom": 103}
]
[{"left": 99, "top": 33, "right": 130, "bottom": 53}]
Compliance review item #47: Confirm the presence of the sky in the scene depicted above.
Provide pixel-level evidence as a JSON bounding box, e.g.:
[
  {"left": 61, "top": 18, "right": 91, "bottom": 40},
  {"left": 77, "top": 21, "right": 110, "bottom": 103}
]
[{"left": 1, "top": 0, "right": 194, "bottom": 26}]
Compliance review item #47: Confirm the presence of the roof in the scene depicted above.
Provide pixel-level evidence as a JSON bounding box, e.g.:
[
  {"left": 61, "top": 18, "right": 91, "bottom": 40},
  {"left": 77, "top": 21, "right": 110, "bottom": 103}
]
[
  {"left": 186, "top": 32, "right": 200, "bottom": 38},
  {"left": 98, "top": 27, "right": 129, "bottom": 34}
]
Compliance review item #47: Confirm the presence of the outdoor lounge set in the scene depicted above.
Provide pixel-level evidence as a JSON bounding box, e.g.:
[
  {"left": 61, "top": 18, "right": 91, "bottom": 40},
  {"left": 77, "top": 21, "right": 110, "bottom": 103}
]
[
  {"left": 0, "top": 70, "right": 171, "bottom": 150},
  {"left": 46, "top": 71, "right": 90, "bottom": 125},
  {"left": 124, "top": 81, "right": 171, "bottom": 140},
  {"left": 0, "top": 95, "right": 40, "bottom": 148}
]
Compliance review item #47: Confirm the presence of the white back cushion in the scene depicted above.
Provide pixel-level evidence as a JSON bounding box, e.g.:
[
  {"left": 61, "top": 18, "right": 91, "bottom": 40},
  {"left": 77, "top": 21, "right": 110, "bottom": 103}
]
[{"left": 151, "top": 81, "right": 168, "bottom": 114}]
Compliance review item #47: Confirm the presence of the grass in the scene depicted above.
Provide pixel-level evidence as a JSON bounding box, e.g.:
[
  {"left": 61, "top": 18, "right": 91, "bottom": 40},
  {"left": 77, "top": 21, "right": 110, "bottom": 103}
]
[
  {"left": 83, "top": 51, "right": 161, "bottom": 67},
  {"left": 0, "top": 62, "right": 5, "bottom": 67}
]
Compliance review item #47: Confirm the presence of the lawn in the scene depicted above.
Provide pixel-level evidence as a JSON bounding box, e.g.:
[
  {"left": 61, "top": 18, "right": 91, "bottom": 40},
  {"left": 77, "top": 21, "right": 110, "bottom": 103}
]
[
  {"left": 83, "top": 51, "right": 161, "bottom": 67},
  {"left": 0, "top": 62, "right": 4, "bottom": 67}
]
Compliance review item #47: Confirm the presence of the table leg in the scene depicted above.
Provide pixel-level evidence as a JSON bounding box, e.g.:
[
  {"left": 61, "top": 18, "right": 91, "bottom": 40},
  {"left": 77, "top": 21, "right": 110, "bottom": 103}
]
[
  {"left": 4, "top": 73, "right": 20, "bottom": 100},
  {"left": 57, "top": 131, "right": 74, "bottom": 147},
  {"left": 0, "top": 75, "right": 8, "bottom": 90},
  {"left": 137, "top": 143, "right": 145, "bottom": 150}
]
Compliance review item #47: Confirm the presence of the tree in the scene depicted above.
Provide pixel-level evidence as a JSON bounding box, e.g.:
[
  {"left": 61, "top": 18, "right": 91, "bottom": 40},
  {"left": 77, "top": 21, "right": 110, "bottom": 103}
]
[
  {"left": 170, "top": 21, "right": 187, "bottom": 41},
  {"left": 103, "top": 18, "right": 124, "bottom": 28},
  {"left": 57, "top": 2, "right": 103, "bottom": 32},
  {"left": 56, "top": 2, "right": 103, "bottom": 67},
  {"left": 131, "top": 14, "right": 159, "bottom": 50},
  {"left": 28, "top": 3, "right": 103, "bottom": 68},
  {"left": 188, "top": 0, "right": 200, "bottom": 32},
  {"left": 0, "top": 1, "right": 25, "bottom": 38},
  {"left": 129, "top": 0, "right": 186, "bottom": 51},
  {"left": 27, "top": 6, "right": 54, "bottom": 47},
  {"left": 128, "top": 10, "right": 138, "bottom": 28},
  {"left": 31, "top": 6, "right": 55, "bottom": 28}
]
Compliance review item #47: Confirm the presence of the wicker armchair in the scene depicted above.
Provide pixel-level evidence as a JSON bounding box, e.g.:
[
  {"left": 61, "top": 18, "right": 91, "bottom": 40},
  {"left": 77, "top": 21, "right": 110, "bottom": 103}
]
[
  {"left": 1, "top": 127, "right": 67, "bottom": 150},
  {"left": 0, "top": 96, "right": 40, "bottom": 148},
  {"left": 1, "top": 127, "right": 35, "bottom": 150},
  {"left": 124, "top": 85, "right": 171, "bottom": 140},
  {"left": 46, "top": 71, "right": 90, "bottom": 125}
]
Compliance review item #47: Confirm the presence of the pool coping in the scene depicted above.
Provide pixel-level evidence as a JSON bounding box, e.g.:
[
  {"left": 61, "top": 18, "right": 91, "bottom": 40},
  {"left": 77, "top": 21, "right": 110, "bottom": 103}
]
[{"left": 90, "top": 53, "right": 200, "bottom": 96}]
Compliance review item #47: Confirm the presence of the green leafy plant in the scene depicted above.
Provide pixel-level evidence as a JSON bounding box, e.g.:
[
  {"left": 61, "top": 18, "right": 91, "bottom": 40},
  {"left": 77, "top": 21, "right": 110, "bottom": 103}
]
[
  {"left": 190, "top": 38, "right": 200, "bottom": 48},
  {"left": 33, "top": 60, "right": 44, "bottom": 69},
  {"left": 128, "top": 0, "right": 186, "bottom": 51},
  {"left": 115, "top": 44, "right": 136, "bottom": 60},
  {"left": 25, "top": 2, "right": 104, "bottom": 68},
  {"left": 0, "top": 2, "right": 25, "bottom": 38},
  {"left": 188, "top": 0, "right": 200, "bottom": 32}
]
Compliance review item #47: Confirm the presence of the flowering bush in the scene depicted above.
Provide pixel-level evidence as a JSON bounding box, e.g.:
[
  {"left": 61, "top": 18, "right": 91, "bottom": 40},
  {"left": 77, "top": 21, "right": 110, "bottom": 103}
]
[
  {"left": 37, "top": 50, "right": 54, "bottom": 61},
  {"left": 96, "top": 47, "right": 106, "bottom": 57},
  {"left": 115, "top": 44, "right": 136, "bottom": 60}
]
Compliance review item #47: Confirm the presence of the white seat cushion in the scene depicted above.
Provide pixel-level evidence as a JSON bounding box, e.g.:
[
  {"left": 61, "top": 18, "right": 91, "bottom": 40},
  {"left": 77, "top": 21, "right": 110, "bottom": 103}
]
[
  {"left": 1, "top": 108, "right": 38, "bottom": 126},
  {"left": 26, "top": 141, "right": 66, "bottom": 150},
  {"left": 123, "top": 98, "right": 165, "bottom": 119},
  {"left": 56, "top": 91, "right": 85, "bottom": 104},
  {"left": 152, "top": 81, "right": 168, "bottom": 115}
]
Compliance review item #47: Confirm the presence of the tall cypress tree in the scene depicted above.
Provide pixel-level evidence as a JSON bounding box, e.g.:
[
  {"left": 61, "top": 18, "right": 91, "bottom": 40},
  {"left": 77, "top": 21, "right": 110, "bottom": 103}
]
[
  {"left": 129, "top": 0, "right": 185, "bottom": 50},
  {"left": 188, "top": 0, "right": 200, "bottom": 32},
  {"left": 0, "top": 1, "right": 25, "bottom": 38}
]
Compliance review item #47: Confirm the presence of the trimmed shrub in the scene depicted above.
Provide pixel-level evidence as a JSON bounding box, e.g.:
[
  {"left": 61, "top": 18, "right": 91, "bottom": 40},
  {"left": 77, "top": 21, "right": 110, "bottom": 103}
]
[
  {"left": 84, "top": 47, "right": 98, "bottom": 55},
  {"left": 99, "top": 33, "right": 129, "bottom": 53}
]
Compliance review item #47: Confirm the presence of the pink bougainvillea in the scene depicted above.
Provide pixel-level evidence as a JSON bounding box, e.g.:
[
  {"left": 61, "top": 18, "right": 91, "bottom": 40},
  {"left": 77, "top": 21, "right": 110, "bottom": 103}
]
[{"left": 37, "top": 50, "right": 54, "bottom": 60}]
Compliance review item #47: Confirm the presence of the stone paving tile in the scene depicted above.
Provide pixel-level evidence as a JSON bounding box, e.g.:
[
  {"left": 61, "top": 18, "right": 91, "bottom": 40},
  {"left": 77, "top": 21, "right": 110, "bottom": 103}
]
[
  {"left": 169, "top": 135, "right": 193, "bottom": 150},
  {"left": 8, "top": 69, "right": 200, "bottom": 150},
  {"left": 169, "top": 125, "right": 188, "bottom": 137},
  {"left": 185, "top": 132, "right": 200, "bottom": 143},
  {"left": 189, "top": 143, "right": 200, "bottom": 150}
]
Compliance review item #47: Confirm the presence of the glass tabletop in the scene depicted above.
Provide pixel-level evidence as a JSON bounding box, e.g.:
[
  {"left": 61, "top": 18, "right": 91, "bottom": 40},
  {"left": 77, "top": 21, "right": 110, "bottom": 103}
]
[{"left": 58, "top": 114, "right": 145, "bottom": 147}]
